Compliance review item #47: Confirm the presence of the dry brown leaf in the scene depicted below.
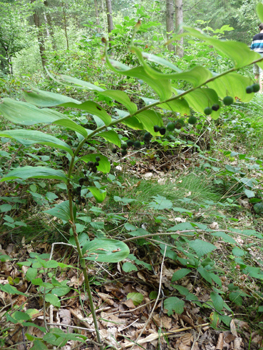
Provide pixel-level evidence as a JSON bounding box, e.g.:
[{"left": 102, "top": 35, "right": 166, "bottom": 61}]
[
  {"left": 98, "top": 292, "right": 115, "bottom": 306},
  {"left": 153, "top": 314, "right": 172, "bottom": 329},
  {"left": 123, "top": 298, "right": 136, "bottom": 309}
]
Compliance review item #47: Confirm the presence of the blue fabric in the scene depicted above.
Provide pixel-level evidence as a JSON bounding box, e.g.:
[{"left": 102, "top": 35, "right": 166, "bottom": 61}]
[{"left": 251, "top": 33, "right": 263, "bottom": 53}]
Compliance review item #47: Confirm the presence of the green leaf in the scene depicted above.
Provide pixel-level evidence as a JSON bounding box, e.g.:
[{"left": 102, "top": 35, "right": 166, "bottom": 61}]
[
  {"left": 197, "top": 266, "right": 212, "bottom": 284},
  {"left": 232, "top": 247, "right": 246, "bottom": 257},
  {"left": 99, "top": 90, "right": 137, "bottom": 114},
  {"left": 183, "top": 88, "right": 220, "bottom": 119},
  {"left": 0, "top": 166, "right": 67, "bottom": 183},
  {"left": 45, "top": 293, "right": 60, "bottom": 307},
  {"left": 122, "top": 262, "right": 138, "bottom": 272},
  {"left": 0, "top": 204, "right": 12, "bottom": 212},
  {"left": 189, "top": 239, "right": 217, "bottom": 257},
  {"left": 257, "top": 3, "right": 263, "bottom": 23},
  {"left": 244, "top": 189, "right": 255, "bottom": 199},
  {"left": 171, "top": 268, "right": 191, "bottom": 282},
  {"left": 136, "top": 110, "right": 163, "bottom": 134},
  {"left": 164, "top": 297, "right": 184, "bottom": 316},
  {"left": 0, "top": 254, "right": 12, "bottom": 262},
  {"left": 23, "top": 88, "right": 80, "bottom": 107},
  {"left": 12, "top": 311, "right": 31, "bottom": 322},
  {"left": 208, "top": 73, "right": 254, "bottom": 103},
  {"left": 158, "top": 98, "right": 190, "bottom": 116},
  {"left": 211, "top": 232, "right": 236, "bottom": 244},
  {"left": 141, "top": 51, "right": 181, "bottom": 72},
  {"left": 62, "top": 101, "right": 111, "bottom": 125},
  {"left": 88, "top": 187, "right": 107, "bottom": 203},
  {"left": 107, "top": 60, "right": 172, "bottom": 101},
  {"left": 210, "top": 292, "right": 224, "bottom": 312},
  {"left": 30, "top": 340, "right": 48, "bottom": 350},
  {"left": 53, "top": 73, "right": 104, "bottom": 92},
  {"left": 229, "top": 291, "right": 243, "bottom": 306},
  {"left": 53, "top": 119, "right": 89, "bottom": 138},
  {"left": 26, "top": 268, "right": 38, "bottom": 281},
  {"left": 127, "top": 292, "right": 143, "bottom": 306},
  {"left": 132, "top": 46, "right": 212, "bottom": 86},
  {"left": 79, "top": 153, "right": 110, "bottom": 173},
  {"left": 0, "top": 98, "right": 68, "bottom": 125},
  {"left": 52, "top": 286, "right": 71, "bottom": 296},
  {"left": 44, "top": 200, "right": 76, "bottom": 222},
  {"left": 177, "top": 27, "right": 258, "bottom": 68},
  {"left": 148, "top": 195, "right": 173, "bottom": 210},
  {"left": 0, "top": 130, "right": 73, "bottom": 156},
  {"left": 0, "top": 284, "right": 27, "bottom": 296},
  {"left": 97, "top": 130, "right": 121, "bottom": 147},
  {"left": 168, "top": 222, "right": 195, "bottom": 231},
  {"left": 210, "top": 273, "right": 222, "bottom": 287},
  {"left": 82, "top": 238, "right": 130, "bottom": 263}
]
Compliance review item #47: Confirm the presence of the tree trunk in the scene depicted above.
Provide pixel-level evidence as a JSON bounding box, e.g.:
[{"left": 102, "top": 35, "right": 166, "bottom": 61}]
[
  {"left": 105, "top": 0, "right": 114, "bottom": 42},
  {"left": 44, "top": 0, "right": 57, "bottom": 51},
  {"left": 94, "top": 0, "right": 100, "bottom": 31},
  {"left": 166, "top": 0, "right": 175, "bottom": 51},
  {"left": 61, "top": 0, "right": 69, "bottom": 50},
  {"left": 175, "top": 0, "right": 184, "bottom": 57},
  {"left": 31, "top": 0, "right": 46, "bottom": 69}
]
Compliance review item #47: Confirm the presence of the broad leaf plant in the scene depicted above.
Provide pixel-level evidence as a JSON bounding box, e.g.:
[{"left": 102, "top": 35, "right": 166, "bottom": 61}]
[{"left": 1, "top": 4, "right": 263, "bottom": 349}]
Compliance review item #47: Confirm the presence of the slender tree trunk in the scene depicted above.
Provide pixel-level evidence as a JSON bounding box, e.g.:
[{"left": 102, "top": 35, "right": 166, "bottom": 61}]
[
  {"left": 105, "top": 0, "right": 114, "bottom": 43},
  {"left": 61, "top": 0, "right": 69, "bottom": 50},
  {"left": 94, "top": 0, "right": 100, "bottom": 31},
  {"left": 44, "top": 0, "right": 57, "bottom": 51},
  {"left": 166, "top": 0, "right": 175, "bottom": 51},
  {"left": 101, "top": 0, "right": 107, "bottom": 33},
  {"left": 31, "top": 0, "right": 46, "bottom": 69},
  {"left": 175, "top": 0, "right": 184, "bottom": 57}
]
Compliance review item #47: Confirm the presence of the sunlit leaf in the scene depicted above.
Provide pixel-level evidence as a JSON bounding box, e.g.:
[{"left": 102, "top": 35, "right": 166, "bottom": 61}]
[
  {"left": 62, "top": 101, "right": 111, "bottom": 126},
  {"left": 88, "top": 187, "right": 107, "bottom": 203},
  {"left": 136, "top": 110, "right": 163, "bottom": 134},
  {"left": 99, "top": 90, "right": 137, "bottom": 114},
  {"left": 183, "top": 88, "right": 220, "bottom": 119},
  {"left": 97, "top": 130, "right": 121, "bottom": 147},
  {"left": 127, "top": 292, "right": 143, "bottom": 306},
  {"left": 79, "top": 153, "right": 110, "bottom": 173}
]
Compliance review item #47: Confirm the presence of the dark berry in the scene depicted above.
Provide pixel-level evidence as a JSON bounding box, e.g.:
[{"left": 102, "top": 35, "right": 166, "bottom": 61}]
[
  {"left": 134, "top": 141, "right": 141, "bottom": 149},
  {"left": 112, "top": 148, "right": 117, "bottom": 154},
  {"left": 252, "top": 83, "right": 260, "bottom": 92},
  {"left": 246, "top": 86, "right": 253, "bottom": 94},
  {"left": 127, "top": 140, "right": 134, "bottom": 147},
  {"left": 121, "top": 149, "right": 127, "bottom": 156},
  {"left": 95, "top": 156, "right": 101, "bottom": 162},
  {"left": 188, "top": 116, "right": 197, "bottom": 125},
  {"left": 160, "top": 127, "right": 166, "bottom": 135},
  {"left": 223, "top": 96, "right": 234, "bottom": 106},
  {"left": 204, "top": 107, "right": 212, "bottom": 115},
  {"left": 121, "top": 143, "right": 128, "bottom": 150},
  {"left": 212, "top": 104, "right": 220, "bottom": 111},
  {"left": 143, "top": 132, "right": 152, "bottom": 141},
  {"left": 154, "top": 125, "right": 160, "bottom": 132}
]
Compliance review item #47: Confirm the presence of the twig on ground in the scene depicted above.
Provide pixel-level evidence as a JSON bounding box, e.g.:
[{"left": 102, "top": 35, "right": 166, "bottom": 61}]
[{"left": 130, "top": 245, "right": 167, "bottom": 350}]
